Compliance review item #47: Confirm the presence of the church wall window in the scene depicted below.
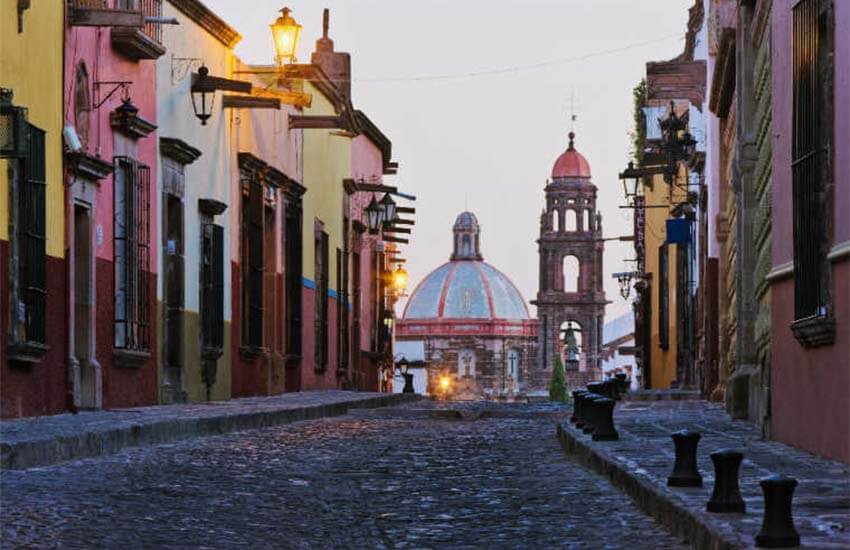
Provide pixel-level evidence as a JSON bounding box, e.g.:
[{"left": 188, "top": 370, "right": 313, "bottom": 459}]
[{"left": 458, "top": 349, "right": 476, "bottom": 378}]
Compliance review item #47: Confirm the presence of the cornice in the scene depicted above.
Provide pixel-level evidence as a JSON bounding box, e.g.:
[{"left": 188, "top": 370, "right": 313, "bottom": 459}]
[
  {"left": 65, "top": 151, "right": 114, "bottom": 181},
  {"left": 110, "top": 111, "right": 157, "bottom": 140},
  {"left": 709, "top": 28, "right": 736, "bottom": 117},
  {"left": 167, "top": 0, "right": 241, "bottom": 48},
  {"left": 237, "top": 152, "right": 305, "bottom": 198},
  {"left": 160, "top": 137, "right": 202, "bottom": 165}
]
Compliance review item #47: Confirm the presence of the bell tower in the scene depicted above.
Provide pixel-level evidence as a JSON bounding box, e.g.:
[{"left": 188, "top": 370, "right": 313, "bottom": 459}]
[{"left": 533, "top": 131, "right": 606, "bottom": 387}]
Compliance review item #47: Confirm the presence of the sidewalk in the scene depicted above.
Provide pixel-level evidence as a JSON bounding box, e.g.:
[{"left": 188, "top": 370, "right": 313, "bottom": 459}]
[
  {"left": 557, "top": 400, "right": 850, "bottom": 550},
  {"left": 0, "top": 391, "right": 419, "bottom": 470}
]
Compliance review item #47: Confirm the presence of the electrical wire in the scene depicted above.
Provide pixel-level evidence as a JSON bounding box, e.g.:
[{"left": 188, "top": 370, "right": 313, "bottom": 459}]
[{"left": 354, "top": 32, "right": 685, "bottom": 84}]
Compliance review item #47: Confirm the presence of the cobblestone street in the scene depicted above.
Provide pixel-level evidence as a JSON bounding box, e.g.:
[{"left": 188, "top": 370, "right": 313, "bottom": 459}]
[{"left": 1, "top": 402, "right": 684, "bottom": 549}]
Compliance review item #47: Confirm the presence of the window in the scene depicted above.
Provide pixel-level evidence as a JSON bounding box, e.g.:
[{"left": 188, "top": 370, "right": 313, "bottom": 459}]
[
  {"left": 792, "top": 0, "right": 833, "bottom": 324},
  {"left": 284, "top": 201, "right": 303, "bottom": 356},
  {"left": 336, "top": 247, "right": 349, "bottom": 373},
  {"left": 114, "top": 157, "right": 151, "bottom": 351},
  {"left": 241, "top": 171, "right": 263, "bottom": 349},
  {"left": 314, "top": 228, "right": 329, "bottom": 370},
  {"left": 658, "top": 244, "right": 669, "bottom": 350},
  {"left": 563, "top": 255, "right": 580, "bottom": 292},
  {"left": 7, "top": 121, "right": 47, "bottom": 351},
  {"left": 201, "top": 222, "right": 224, "bottom": 353},
  {"left": 458, "top": 350, "right": 475, "bottom": 378}
]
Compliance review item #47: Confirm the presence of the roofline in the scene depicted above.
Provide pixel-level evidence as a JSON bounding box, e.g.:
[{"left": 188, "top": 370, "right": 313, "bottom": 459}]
[{"left": 167, "top": 0, "right": 241, "bottom": 48}]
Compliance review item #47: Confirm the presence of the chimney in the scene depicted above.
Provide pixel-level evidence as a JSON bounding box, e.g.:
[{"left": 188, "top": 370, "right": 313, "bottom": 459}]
[{"left": 311, "top": 8, "right": 351, "bottom": 101}]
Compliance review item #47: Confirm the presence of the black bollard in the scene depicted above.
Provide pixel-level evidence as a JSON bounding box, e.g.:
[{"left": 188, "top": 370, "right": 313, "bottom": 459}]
[
  {"left": 604, "top": 379, "right": 622, "bottom": 401},
  {"left": 707, "top": 449, "right": 746, "bottom": 513},
  {"left": 615, "top": 373, "right": 628, "bottom": 394},
  {"left": 591, "top": 397, "right": 618, "bottom": 441},
  {"left": 582, "top": 395, "right": 601, "bottom": 434},
  {"left": 755, "top": 475, "right": 800, "bottom": 548},
  {"left": 574, "top": 391, "right": 587, "bottom": 429},
  {"left": 667, "top": 429, "right": 703, "bottom": 487},
  {"left": 570, "top": 390, "right": 583, "bottom": 424}
]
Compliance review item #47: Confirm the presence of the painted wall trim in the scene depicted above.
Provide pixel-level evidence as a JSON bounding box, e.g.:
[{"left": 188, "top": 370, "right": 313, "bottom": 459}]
[{"left": 302, "top": 277, "right": 316, "bottom": 290}]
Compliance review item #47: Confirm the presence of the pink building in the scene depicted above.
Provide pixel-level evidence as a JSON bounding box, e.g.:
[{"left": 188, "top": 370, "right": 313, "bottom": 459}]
[
  {"left": 348, "top": 111, "right": 401, "bottom": 391},
  {"left": 768, "top": 0, "right": 849, "bottom": 463},
  {"left": 63, "top": 1, "right": 164, "bottom": 410}
]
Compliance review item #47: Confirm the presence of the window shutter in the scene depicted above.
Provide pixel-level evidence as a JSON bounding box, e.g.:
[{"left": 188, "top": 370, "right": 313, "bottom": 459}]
[{"left": 212, "top": 224, "right": 225, "bottom": 349}]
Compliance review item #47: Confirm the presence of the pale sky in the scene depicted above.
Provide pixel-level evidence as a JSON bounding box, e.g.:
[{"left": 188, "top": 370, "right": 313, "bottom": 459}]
[{"left": 205, "top": 0, "right": 693, "bottom": 321}]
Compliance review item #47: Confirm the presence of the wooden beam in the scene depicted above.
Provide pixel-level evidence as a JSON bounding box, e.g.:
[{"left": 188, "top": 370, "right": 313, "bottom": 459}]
[
  {"left": 288, "top": 114, "right": 347, "bottom": 130},
  {"left": 382, "top": 236, "right": 409, "bottom": 244},
  {"left": 69, "top": 7, "right": 144, "bottom": 27},
  {"left": 383, "top": 226, "right": 411, "bottom": 234},
  {"left": 396, "top": 206, "right": 415, "bottom": 214},
  {"left": 192, "top": 74, "right": 252, "bottom": 94},
  {"left": 222, "top": 95, "right": 280, "bottom": 110},
  {"left": 392, "top": 218, "right": 415, "bottom": 226}
]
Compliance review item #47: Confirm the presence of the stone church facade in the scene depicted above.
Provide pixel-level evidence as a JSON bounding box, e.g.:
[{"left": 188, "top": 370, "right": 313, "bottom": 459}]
[{"left": 397, "top": 213, "right": 538, "bottom": 400}]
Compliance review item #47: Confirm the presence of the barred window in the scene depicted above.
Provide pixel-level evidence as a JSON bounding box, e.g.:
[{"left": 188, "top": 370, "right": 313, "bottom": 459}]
[
  {"left": 201, "top": 222, "right": 224, "bottom": 353},
  {"left": 284, "top": 202, "right": 303, "bottom": 357},
  {"left": 658, "top": 244, "right": 669, "bottom": 350},
  {"left": 114, "top": 156, "right": 151, "bottom": 351},
  {"left": 241, "top": 172, "right": 263, "bottom": 349},
  {"left": 792, "top": 0, "right": 832, "bottom": 321},
  {"left": 314, "top": 229, "right": 329, "bottom": 370},
  {"left": 8, "top": 122, "right": 47, "bottom": 348}
]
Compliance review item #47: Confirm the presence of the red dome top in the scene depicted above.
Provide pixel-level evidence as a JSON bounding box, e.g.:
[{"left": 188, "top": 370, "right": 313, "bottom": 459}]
[{"left": 551, "top": 132, "right": 591, "bottom": 178}]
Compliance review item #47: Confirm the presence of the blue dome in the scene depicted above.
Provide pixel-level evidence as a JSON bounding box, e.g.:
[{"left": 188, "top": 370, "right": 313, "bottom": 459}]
[{"left": 403, "top": 260, "right": 530, "bottom": 320}]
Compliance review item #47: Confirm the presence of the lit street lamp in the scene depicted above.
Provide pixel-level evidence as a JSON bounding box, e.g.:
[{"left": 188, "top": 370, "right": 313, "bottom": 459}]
[
  {"left": 271, "top": 7, "right": 302, "bottom": 66},
  {"left": 391, "top": 265, "right": 408, "bottom": 295}
]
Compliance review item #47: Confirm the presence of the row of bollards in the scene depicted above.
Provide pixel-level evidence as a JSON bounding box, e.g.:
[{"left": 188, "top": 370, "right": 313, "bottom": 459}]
[
  {"left": 569, "top": 381, "right": 801, "bottom": 548},
  {"left": 570, "top": 377, "right": 626, "bottom": 442},
  {"left": 667, "top": 430, "right": 800, "bottom": 548}
]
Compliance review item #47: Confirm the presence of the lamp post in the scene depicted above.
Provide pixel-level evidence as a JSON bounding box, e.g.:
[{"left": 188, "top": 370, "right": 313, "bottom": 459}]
[
  {"left": 396, "top": 357, "right": 415, "bottom": 394},
  {"left": 191, "top": 66, "right": 213, "bottom": 125},
  {"left": 270, "top": 7, "right": 302, "bottom": 66}
]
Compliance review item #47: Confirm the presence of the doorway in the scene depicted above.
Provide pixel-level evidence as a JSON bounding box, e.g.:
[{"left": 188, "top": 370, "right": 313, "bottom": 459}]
[
  {"left": 162, "top": 193, "right": 185, "bottom": 403},
  {"left": 73, "top": 203, "right": 100, "bottom": 408}
]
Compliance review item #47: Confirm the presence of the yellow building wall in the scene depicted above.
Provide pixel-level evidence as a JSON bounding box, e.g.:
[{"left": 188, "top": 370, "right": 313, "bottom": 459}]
[
  {"left": 300, "top": 81, "right": 351, "bottom": 290},
  {"left": 645, "top": 164, "right": 689, "bottom": 389},
  {"left": 0, "top": 1, "right": 65, "bottom": 257}
]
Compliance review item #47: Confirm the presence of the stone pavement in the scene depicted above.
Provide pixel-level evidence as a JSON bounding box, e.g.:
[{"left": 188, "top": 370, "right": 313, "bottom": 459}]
[
  {"left": 1, "top": 401, "right": 686, "bottom": 548},
  {"left": 0, "top": 391, "right": 418, "bottom": 470},
  {"left": 557, "top": 399, "right": 850, "bottom": 549}
]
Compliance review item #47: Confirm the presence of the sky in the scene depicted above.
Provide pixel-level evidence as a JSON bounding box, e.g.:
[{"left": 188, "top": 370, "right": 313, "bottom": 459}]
[{"left": 205, "top": 0, "right": 694, "bottom": 321}]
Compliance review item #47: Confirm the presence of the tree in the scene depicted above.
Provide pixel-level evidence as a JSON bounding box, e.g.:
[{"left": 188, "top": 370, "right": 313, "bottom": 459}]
[{"left": 549, "top": 356, "right": 567, "bottom": 403}]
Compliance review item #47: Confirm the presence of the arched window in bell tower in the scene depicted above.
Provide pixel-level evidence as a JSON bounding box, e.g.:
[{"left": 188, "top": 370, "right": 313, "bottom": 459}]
[
  {"left": 563, "top": 255, "right": 580, "bottom": 292},
  {"left": 566, "top": 209, "right": 578, "bottom": 231}
]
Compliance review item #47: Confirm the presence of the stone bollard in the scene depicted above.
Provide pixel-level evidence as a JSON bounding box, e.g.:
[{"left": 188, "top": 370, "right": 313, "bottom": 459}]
[
  {"left": 591, "top": 397, "right": 618, "bottom": 441},
  {"left": 755, "top": 475, "right": 800, "bottom": 548},
  {"left": 574, "top": 391, "right": 588, "bottom": 429},
  {"left": 707, "top": 449, "right": 746, "bottom": 513},
  {"left": 570, "top": 390, "right": 584, "bottom": 424},
  {"left": 582, "top": 395, "right": 601, "bottom": 435},
  {"left": 615, "top": 373, "right": 628, "bottom": 394},
  {"left": 667, "top": 429, "right": 703, "bottom": 487}
]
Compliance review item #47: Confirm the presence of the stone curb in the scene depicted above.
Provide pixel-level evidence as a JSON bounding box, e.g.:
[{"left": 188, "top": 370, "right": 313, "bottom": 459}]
[
  {"left": 557, "top": 422, "right": 747, "bottom": 550},
  {"left": 1, "top": 393, "right": 420, "bottom": 471}
]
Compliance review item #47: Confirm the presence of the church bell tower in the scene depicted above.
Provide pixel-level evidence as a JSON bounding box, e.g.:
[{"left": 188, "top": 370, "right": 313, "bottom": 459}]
[{"left": 533, "top": 131, "right": 606, "bottom": 387}]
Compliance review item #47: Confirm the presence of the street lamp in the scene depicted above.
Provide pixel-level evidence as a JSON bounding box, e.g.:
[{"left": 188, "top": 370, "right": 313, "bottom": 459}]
[
  {"left": 270, "top": 7, "right": 302, "bottom": 66},
  {"left": 619, "top": 161, "right": 643, "bottom": 202},
  {"left": 391, "top": 265, "right": 408, "bottom": 294},
  {"left": 379, "top": 193, "right": 397, "bottom": 224},
  {"left": 365, "top": 194, "right": 383, "bottom": 233},
  {"left": 613, "top": 271, "right": 640, "bottom": 299},
  {"left": 191, "top": 66, "right": 213, "bottom": 125}
]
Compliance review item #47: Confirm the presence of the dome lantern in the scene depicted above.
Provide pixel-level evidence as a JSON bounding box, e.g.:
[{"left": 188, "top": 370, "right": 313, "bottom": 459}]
[{"left": 451, "top": 211, "right": 483, "bottom": 261}]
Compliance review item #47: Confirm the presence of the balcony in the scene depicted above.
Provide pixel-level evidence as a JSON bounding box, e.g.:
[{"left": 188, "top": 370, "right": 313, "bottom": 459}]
[{"left": 110, "top": 0, "right": 166, "bottom": 60}]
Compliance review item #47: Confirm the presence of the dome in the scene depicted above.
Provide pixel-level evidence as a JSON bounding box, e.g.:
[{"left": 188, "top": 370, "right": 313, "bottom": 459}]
[
  {"left": 454, "top": 211, "right": 479, "bottom": 227},
  {"left": 551, "top": 131, "right": 591, "bottom": 179},
  {"left": 403, "top": 261, "right": 530, "bottom": 320}
]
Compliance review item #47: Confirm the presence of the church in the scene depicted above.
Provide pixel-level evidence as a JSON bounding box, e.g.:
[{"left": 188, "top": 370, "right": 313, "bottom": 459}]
[{"left": 396, "top": 132, "right": 606, "bottom": 399}]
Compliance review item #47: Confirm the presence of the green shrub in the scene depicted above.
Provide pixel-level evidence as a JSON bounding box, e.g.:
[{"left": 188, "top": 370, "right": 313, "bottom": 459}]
[{"left": 549, "top": 356, "right": 567, "bottom": 403}]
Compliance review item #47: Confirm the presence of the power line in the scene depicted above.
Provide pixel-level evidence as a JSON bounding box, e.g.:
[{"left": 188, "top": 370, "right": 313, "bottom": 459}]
[{"left": 354, "top": 32, "right": 684, "bottom": 84}]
